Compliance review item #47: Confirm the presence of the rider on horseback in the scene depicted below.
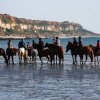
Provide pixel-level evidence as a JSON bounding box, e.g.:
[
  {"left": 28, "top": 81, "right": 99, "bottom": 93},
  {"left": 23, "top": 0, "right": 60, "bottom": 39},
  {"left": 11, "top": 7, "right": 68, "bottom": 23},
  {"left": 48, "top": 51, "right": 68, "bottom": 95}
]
[
  {"left": 73, "top": 37, "right": 78, "bottom": 45},
  {"left": 6, "top": 39, "right": 13, "bottom": 55},
  {"left": 54, "top": 37, "right": 60, "bottom": 46},
  {"left": 27, "top": 42, "right": 31, "bottom": 49},
  {"left": 38, "top": 38, "right": 44, "bottom": 50},
  {"left": 7, "top": 39, "right": 13, "bottom": 48},
  {"left": 32, "top": 40, "right": 36, "bottom": 49},
  {"left": 18, "top": 39, "right": 26, "bottom": 49},
  {"left": 78, "top": 36, "right": 83, "bottom": 49},
  {"left": 95, "top": 40, "right": 100, "bottom": 55}
]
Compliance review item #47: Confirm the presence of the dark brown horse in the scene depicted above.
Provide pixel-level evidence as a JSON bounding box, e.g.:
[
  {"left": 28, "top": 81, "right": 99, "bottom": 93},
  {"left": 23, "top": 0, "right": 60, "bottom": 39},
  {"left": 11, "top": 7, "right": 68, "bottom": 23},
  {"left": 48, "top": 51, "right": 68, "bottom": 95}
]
[
  {"left": 45, "top": 43, "right": 64, "bottom": 64},
  {"left": 0, "top": 48, "right": 8, "bottom": 65},
  {"left": 35, "top": 43, "right": 54, "bottom": 64},
  {"left": 6, "top": 48, "right": 18, "bottom": 65},
  {"left": 66, "top": 41, "right": 94, "bottom": 65}
]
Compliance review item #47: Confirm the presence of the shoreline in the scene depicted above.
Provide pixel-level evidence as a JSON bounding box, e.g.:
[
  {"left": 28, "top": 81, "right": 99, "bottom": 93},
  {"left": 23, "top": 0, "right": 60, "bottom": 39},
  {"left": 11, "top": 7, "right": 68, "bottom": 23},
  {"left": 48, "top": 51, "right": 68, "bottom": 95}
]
[{"left": 0, "top": 35, "right": 100, "bottom": 39}]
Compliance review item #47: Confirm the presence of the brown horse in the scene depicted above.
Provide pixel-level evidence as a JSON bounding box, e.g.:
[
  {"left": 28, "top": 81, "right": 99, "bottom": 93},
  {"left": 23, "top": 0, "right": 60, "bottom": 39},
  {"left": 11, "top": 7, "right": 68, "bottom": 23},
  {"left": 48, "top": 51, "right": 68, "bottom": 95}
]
[
  {"left": 6, "top": 48, "right": 18, "bottom": 65},
  {"left": 89, "top": 44, "right": 100, "bottom": 64},
  {"left": 35, "top": 43, "right": 54, "bottom": 64},
  {"left": 45, "top": 43, "right": 64, "bottom": 64},
  {"left": 0, "top": 48, "right": 8, "bottom": 65},
  {"left": 66, "top": 41, "right": 94, "bottom": 65}
]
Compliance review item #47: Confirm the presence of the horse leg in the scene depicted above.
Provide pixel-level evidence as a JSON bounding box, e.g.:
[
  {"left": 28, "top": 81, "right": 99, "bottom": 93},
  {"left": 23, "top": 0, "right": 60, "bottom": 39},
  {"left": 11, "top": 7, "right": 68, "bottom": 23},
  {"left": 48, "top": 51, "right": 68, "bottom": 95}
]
[
  {"left": 75, "top": 55, "right": 77, "bottom": 64},
  {"left": 39, "top": 56, "right": 43, "bottom": 64},
  {"left": 80, "top": 55, "right": 83, "bottom": 65},
  {"left": 11, "top": 56, "right": 14, "bottom": 65},
  {"left": 84, "top": 55, "right": 88, "bottom": 64},
  {"left": 56, "top": 54, "right": 57, "bottom": 64},
  {"left": 59, "top": 56, "right": 61, "bottom": 65},
  {"left": 72, "top": 55, "right": 75, "bottom": 65},
  {"left": 97, "top": 56, "right": 99, "bottom": 65},
  {"left": 8, "top": 56, "right": 10, "bottom": 65},
  {"left": 19, "top": 55, "right": 21, "bottom": 64},
  {"left": 47, "top": 56, "right": 50, "bottom": 64},
  {"left": 2, "top": 53, "right": 8, "bottom": 66}
]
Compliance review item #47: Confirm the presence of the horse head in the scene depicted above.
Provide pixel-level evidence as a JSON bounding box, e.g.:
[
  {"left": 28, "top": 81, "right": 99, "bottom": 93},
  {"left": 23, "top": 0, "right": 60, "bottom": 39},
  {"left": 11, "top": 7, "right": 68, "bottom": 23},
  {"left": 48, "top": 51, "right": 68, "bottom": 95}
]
[
  {"left": 45, "top": 43, "right": 49, "bottom": 48},
  {"left": 66, "top": 41, "right": 72, "bottom": 52}
]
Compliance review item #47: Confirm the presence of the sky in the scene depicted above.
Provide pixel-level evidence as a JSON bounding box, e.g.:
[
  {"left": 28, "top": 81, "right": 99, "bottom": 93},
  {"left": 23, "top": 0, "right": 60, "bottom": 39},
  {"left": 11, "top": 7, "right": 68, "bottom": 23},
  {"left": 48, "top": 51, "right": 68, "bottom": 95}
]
[{"left": 0, "top": 0, "right": 100, "bottom": 33}]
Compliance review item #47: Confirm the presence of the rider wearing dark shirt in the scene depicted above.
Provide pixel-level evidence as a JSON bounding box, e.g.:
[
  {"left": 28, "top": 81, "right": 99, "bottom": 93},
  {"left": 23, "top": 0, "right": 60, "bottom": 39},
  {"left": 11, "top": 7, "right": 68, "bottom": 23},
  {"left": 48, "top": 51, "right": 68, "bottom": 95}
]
[
  {"left": 78, "top": 36, "right": 83, "bottom": 48},
  {"left": 18, "top": 39, "right": 26, "bottom": 48},
  {"left": 38, "top": 38, "right": 44, "bottom": 50},
  {"left": 73, "top": 37, "right": 78, "bottom": 45}
]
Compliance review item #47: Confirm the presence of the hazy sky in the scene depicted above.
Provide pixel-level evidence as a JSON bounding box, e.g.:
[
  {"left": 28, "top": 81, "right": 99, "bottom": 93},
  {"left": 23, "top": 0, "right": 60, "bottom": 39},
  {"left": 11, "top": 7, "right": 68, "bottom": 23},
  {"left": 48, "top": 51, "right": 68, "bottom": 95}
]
[{"left": 0, "top": 0, "right": 100, "bottom": 33}]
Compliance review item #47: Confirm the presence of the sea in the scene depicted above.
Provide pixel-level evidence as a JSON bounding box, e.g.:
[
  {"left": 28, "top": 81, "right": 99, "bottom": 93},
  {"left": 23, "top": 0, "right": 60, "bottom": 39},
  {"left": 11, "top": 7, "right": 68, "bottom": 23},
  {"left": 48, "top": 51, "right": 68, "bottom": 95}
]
[{"left": 0, "top": 37, "right": 100, "bottom": 100}]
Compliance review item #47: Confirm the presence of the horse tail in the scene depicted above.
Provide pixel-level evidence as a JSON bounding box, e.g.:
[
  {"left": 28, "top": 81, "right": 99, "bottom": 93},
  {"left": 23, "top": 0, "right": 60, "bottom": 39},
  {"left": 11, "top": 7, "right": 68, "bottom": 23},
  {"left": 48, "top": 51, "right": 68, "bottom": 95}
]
[
  {"left": 60, "top": 46, "right": 64, "bottom": 60},
  {"left": 90, "top": 49, "right": 94, "bottom": 62}
]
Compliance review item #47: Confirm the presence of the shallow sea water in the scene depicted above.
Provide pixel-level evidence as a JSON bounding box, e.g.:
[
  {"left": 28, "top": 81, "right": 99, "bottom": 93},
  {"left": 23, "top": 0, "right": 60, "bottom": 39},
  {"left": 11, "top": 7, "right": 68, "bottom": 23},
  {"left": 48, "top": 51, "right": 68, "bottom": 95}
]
[
  {"left": 0, "top": 55, "right": 100, "bottom": 100},
  {"left": 0, "top": 37, "right": 100, "bottom": 100}
]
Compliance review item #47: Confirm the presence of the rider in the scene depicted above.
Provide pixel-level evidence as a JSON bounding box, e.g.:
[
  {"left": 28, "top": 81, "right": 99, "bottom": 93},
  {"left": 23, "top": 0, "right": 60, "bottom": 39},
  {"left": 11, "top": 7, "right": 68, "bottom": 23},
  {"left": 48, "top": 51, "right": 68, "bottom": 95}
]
[
  {"left": 38, "top": 38, "right": 44, "bottom": 50},
  {"left": 18, "top": 39, "right": 26, "bottom": 49},
  {"left": 27, "top": 42, "right": 31, "bottom": 49},
  {"left": 7, "top": 39, "right": 13, "bottom": 49},
  {"left": 54, "top": 37, "right": 60, "bottom": 46},
  {"left": 95, "top": 40, "right": 100, "bottom": 55},
  {"left": 32, "top": 40, "right": 36, "bottom": 49},
  {"left": 6, "top": 39, "right": 13, "bottom": 54},
  {"left": 73, "top": 37, "right": 78, "bottom": 45},
  {"left": 78, "top": 36, "right": 83, "bottom": 49}
]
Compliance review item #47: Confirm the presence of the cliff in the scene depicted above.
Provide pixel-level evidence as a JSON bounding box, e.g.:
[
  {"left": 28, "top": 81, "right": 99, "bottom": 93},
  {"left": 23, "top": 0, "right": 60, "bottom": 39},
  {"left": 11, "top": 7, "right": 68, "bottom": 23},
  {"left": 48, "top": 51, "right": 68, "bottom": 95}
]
[{"left": 0, "top": 14, "right": 98, "bottom": 38}]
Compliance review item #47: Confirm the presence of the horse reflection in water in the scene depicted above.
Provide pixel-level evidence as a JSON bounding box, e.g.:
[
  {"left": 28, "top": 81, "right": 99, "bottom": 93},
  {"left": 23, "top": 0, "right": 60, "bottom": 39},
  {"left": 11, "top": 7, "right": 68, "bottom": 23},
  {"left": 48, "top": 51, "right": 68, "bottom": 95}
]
[
  {"left": 6, "top": 48, "right": 18, "bottom": 65},
  {"left": 18, "top": 47, "right": 28, "bottom": 64},
  {"left": 66, "top": 41, "right": 94, "bottom": 65},
  {"left": 0, "top": 48, "right": 8, "bottom": 65}
]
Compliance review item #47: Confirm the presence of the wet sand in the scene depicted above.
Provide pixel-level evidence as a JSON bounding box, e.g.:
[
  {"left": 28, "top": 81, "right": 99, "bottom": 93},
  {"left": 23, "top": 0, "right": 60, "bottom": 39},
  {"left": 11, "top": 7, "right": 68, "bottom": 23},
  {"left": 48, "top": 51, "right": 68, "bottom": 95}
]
[{"left": 0, "top": 56, "right": 100, "bottom": 100}]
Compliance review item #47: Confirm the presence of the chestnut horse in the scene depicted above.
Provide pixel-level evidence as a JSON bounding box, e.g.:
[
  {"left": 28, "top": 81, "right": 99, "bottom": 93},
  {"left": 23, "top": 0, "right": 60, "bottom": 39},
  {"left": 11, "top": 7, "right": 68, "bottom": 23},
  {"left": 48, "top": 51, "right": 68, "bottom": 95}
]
[
  {"left": 45, "top": 43, "right": 64, "bottom": 64},
  {"left": 6, "top": 48, "right": 18, "bottom": 65},
  {"left": 66, "top": 41, "right": 94, "bottom": 65},
  {"left": 0, "top": 48, "right": 8, "bottom": 65}
]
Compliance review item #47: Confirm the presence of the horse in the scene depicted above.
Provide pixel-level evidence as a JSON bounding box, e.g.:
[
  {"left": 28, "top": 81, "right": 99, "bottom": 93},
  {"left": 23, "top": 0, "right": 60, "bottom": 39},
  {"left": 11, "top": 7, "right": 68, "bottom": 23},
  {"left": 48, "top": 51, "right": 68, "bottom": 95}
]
[
  {"left": 89, "top": 44, "right": 100, "bottom": 64},
  {"left": 34, "top": 43, "right": 54, "bottom": 64},
  {"left": 45, "top": 43, "right": 64, "bottom": 64},
  {"left": 18, "top": 47, "right": 28, "bottom": 64},
  {"left": 0, "top": 48, "right": 8, "bottom": 65},
  {"left": 27, "top": 47, "right": 37, "bottom": 62},
  {"left": 66, "top": 41, "right": 94, "bottom": 65},
  {"left": 6, "top": 48, "right": 18, "bottom": 65}
]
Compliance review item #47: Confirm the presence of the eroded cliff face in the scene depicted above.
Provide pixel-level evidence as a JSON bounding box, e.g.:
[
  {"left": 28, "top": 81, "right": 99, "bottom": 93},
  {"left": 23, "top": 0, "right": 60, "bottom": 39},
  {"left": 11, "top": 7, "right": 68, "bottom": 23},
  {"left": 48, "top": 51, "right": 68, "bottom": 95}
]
[{"left": 0, "top": 14, "right": 96, "bottom": 38}]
